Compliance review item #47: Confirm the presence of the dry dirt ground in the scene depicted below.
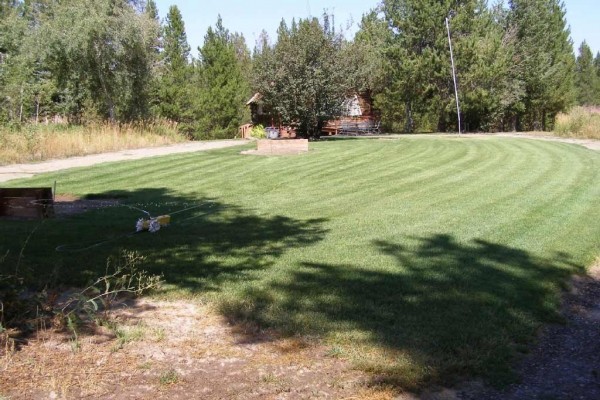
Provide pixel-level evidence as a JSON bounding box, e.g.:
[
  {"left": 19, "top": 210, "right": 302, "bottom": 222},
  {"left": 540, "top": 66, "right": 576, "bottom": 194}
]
[
  {"left": 2, "top": 262, "right": 598, "bottom": 400},
  {"left": 0, "top": 299, "right": 400, "bottom": 400}
]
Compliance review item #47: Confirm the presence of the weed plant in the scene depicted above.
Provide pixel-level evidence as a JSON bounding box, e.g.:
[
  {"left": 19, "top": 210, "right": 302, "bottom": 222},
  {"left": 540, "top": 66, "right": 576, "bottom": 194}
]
[
  {"left": 554, "top": 106, "right": 600, "bottom": 139},
  {"left": 159, "top": 369, "right": 180, "bottom": 385},
  {"left": 0, "top": 120, "right": 187, "bottom": 165},
  {"left": 0, "top": 249, "right": 161, "bottom": 354}
]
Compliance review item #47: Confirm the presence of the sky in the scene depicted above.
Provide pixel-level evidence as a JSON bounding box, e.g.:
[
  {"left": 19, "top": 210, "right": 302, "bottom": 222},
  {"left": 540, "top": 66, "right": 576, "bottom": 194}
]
[
  {"left": 154, "top": 0, "right": 378, "bottom": 54},
  {"left": 564, "top": 0, "right": 600, "bottom": 55},
  {"left": 154, "top": 0, "right": 599, "bottom": 57}
]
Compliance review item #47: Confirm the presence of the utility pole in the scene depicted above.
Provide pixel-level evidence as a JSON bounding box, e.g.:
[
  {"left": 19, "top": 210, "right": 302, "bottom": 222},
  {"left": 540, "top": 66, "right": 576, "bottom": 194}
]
[{"left": 446, "top": 16, "right": 461, "bottom": 134}]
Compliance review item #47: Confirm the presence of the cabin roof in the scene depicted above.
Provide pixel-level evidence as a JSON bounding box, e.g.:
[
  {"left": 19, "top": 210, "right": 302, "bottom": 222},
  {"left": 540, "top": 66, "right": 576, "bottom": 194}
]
[{"left": 246, "top": 92, "right": 262, "bottom": 105}]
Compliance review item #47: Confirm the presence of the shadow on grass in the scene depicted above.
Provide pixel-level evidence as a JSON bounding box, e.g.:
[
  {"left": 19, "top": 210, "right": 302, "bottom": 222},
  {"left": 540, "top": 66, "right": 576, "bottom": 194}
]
[
  {"left": 0, "top": 188, "right": 328, "bottom": 294},
  {"left": 218, "top": 234, "right": 582, "bottom": 390}
]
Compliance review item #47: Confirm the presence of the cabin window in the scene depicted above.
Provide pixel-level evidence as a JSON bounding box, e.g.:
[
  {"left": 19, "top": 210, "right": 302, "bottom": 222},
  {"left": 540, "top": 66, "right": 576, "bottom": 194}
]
[{"left": 342, "top": 95, "right": 362, "bottom": 117}]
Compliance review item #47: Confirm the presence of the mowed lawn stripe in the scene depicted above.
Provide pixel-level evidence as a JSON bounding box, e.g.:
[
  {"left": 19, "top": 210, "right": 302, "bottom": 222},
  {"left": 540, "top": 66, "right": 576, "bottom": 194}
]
[
  {"left": 295, "top": 140, "right": 475, "bottom": 213},
  {"left": 474, "top": 141, "right": 596, "bottom": 250}
]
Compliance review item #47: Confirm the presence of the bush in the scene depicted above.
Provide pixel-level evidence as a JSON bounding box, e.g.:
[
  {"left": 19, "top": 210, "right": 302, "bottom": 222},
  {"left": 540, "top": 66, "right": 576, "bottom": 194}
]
[
  {"left": 249, "top": 124, "right": 266, "bottom": 139},
  {"left": 0, "top": 250, "right": 161, "bottom": 354},
  {"left": 0, "top": 120, "right": 187, "bottom": 165},
  {"left": 554, "top": 107, "right": 600, "bottom": 139}
]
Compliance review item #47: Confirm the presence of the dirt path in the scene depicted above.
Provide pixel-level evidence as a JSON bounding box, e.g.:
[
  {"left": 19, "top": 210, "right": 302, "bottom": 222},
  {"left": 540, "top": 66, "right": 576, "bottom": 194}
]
[
  {"left": 0, "top": 140, "right": 248, "bottom": 183},
  {"left": 0, "top": 299, "right": 396, "bottom": 400}
]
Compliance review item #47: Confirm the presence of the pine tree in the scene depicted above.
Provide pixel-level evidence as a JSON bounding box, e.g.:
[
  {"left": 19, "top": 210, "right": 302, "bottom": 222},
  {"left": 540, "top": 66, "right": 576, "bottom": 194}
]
[
  {"left": 145, "top": 0, "right": 158, "bottom": 22},
  {"left": 163, "top": 5, "right": 190, "bottom": 72},
  {"left": 341, "top": 9, "right": 389, "bottom": 99},
  {"left": 145, "top": 0, "right": 163, "bottom": 116},
  {"left": 145, "top": 0, "right": 161, "bottom": 57},
  {"left": 194, "top": 16, "right": 251, "bottom": 139},
  {"left": 575, "top": 41, "right": 600, "bottom": 106},
  {"left": 381, "top": 0, "right": 493, "bottom": 132},
  {"left": 509, "top": 0, "right": 575, "bottom": 130},
  {"left": 453, "top": 1, "right": 524, "bottom": 131},
  {"left": 381, "top": 0, "right": 445, "bottom": 132},
  {"left": 154, "top": 5, "right": 193, "bottom": 127}
]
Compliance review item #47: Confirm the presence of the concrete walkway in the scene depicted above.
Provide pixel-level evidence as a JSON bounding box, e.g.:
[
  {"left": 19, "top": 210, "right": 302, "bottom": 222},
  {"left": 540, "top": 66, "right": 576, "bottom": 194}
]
[{"left": 0, "top": 140, "right": 248, "bottom": 183}]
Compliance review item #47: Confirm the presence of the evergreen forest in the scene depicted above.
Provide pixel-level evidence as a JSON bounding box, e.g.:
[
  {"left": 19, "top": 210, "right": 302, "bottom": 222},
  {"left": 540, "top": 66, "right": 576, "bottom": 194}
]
[{"left": 1, "top": 0, "right": 599, "bottom": 138}]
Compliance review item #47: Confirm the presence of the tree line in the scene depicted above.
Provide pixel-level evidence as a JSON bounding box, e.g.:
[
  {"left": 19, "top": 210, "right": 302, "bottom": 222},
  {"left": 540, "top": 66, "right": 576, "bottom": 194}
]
[
  {"left": 0, "top": 0, "right": 250, "bottom": 139},
  {"left": 1, "top": 0, "right": 599, "bottom": 137}
]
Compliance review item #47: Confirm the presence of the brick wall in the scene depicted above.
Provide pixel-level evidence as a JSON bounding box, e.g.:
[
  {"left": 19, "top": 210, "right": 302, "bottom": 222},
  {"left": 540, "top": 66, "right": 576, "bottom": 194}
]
[{"left": 256, "top": 139, "right": 309, "bottom": 154}]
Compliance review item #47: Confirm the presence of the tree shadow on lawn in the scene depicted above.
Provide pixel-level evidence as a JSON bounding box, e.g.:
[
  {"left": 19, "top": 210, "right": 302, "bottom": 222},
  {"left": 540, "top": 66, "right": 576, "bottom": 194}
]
[
  {"left": 219, "top": 233, "right": 583, "bottom": 390},
  {"left": 0, "top": 188, "right": 328, "bottom": 295}
]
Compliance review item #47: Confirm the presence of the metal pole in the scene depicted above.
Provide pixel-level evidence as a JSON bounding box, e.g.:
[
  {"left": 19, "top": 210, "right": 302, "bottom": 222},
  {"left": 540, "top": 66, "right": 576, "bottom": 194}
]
[{"left": 446, "top": 17, "right": 461, "bottom": 134}]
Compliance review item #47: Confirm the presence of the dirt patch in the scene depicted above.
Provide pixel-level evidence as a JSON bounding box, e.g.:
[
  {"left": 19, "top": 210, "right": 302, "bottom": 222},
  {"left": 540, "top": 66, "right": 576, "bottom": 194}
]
[
  {"left": 457, "top": 259, "right": 600, "bottom": 400},
  {"left": 0, "top": 299, "right": 400, "bottom": 400}
]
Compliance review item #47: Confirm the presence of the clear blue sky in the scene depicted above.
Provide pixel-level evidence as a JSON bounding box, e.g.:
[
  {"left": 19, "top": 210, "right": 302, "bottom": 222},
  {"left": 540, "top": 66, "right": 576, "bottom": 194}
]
[
  {"left": 564, "top": 0, "right": 600, "bottom": 55},
  {"left": 155, "top": 0, "right": 599, "bottom": 57},
  {"left": 154, "top": 0, "right": 378, "bottom": 55}
]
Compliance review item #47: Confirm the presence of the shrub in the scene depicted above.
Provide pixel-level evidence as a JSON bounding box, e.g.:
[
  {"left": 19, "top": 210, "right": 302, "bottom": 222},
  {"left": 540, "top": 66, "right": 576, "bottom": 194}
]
[
  {"left": 0, "top": 250, "right": 161, "bottom": 354},
  {"left": 249, "top": 124, "right": 267, "bottom": 139},
  {"left": 554, "top": 107, "right": 600, "bottom": 139},
  {"left": 0, "top": 120, "right": 187, "bottom": 165}
]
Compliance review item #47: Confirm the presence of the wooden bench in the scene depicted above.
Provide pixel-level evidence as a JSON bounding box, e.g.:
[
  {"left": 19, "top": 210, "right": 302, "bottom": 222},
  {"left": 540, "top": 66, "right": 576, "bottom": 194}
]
[{"left": 322, "top": 118, "right": 381, "bottom": 136}]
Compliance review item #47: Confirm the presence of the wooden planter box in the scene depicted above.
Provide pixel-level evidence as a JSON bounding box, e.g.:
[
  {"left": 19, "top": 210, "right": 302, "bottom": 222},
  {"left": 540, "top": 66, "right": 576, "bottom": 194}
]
[
  {"left": 256, "top": 139, "right": 309, "bottom": 154},
  {"left": 0, "top": 187, "right": 54, "bottom": 219}
]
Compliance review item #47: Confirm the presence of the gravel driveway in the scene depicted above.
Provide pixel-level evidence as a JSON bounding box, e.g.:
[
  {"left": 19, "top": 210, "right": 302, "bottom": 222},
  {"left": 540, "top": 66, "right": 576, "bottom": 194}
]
[{"left": 0, "top": 140, "right": 247, "bottom": 183}]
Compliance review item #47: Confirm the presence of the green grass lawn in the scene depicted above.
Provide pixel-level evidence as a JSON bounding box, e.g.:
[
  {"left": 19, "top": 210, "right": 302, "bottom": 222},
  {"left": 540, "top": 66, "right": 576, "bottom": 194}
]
[{"left": 1, "top": 136, "right": 599, "bottom": 389}]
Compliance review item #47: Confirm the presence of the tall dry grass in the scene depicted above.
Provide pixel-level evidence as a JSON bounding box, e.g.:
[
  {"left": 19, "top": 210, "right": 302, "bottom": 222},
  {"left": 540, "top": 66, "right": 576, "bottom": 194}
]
[
  {"left": 554, "top": 106, "right": 600, "bottom": 140},
  {"left": 0, "top": 121, "right": 188, "bottom": 165}
]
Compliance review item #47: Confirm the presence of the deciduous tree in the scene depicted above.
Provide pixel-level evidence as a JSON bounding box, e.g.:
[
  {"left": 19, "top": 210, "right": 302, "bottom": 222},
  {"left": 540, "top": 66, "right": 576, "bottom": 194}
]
[
  {"left": 254, "top": 15, "right": 348, "bottom": 137},
  {"left": 39, "top": 0, "right": 159, "bottom": 122}
]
